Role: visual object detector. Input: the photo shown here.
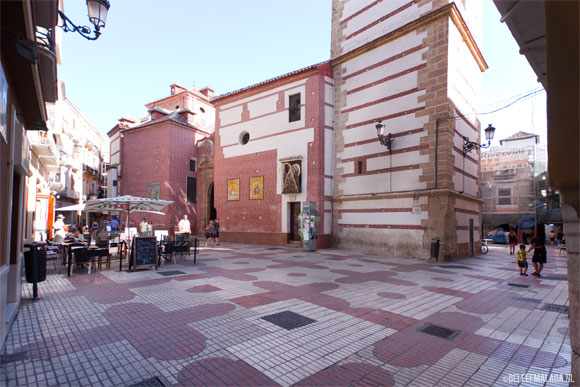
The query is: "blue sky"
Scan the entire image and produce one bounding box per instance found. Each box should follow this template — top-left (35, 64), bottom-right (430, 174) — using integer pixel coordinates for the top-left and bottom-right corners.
top-left (58, 0), bottom-right (546, 147)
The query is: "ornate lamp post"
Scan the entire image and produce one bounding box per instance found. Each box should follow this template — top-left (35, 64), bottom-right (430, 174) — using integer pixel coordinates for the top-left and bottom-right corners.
top-left (58, 0), bottom-right (111, 40)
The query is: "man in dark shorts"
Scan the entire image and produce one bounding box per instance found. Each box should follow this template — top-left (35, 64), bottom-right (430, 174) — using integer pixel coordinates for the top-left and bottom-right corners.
top-left (528, 237), bottom-right (547, 276)
top-left (214, 218), bottom-right (220, 245)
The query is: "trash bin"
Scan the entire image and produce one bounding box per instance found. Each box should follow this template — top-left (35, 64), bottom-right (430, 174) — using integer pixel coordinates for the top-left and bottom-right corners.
top-left (24, 242), bottom-right (47, 298)
top-left (431, 238), bottom-right (440, 262)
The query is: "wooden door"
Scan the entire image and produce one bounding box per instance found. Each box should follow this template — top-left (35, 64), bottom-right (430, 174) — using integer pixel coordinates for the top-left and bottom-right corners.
top-left (290, 202), bottom-right (301, 241)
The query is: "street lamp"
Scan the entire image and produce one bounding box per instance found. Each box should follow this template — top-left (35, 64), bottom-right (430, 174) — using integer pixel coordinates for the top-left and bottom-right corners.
top-left (463, 124), bottom-right (496, 156)
top-left (58, 0), bottom-right (111, 40)
top-left (375, 121), bottom-right (394, 153)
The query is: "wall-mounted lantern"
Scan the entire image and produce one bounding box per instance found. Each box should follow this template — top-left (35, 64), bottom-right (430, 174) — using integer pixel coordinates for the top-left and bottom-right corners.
top-left (375, 121), bottom-right (394, 153)
top-left (463, 124), bottom-right (496, 156)
top-left (58, 0), bottom-right (110, 40)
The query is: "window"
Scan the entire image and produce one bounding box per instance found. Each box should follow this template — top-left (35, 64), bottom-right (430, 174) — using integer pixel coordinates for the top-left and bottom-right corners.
top-left (357, 160), bottom-right (363, 175)
top-left (289, 93), bottom-right (301, 122)
top-left (189, 159), bottom-right (196, 172)
top-left (239, 131), bottom-right (250, 145)
top-left (187, 177), bottom-right (197, 203)
top-left (498, 188), bottom-right (511, 205)
top-left (112, 180), bottom-right (117, 187)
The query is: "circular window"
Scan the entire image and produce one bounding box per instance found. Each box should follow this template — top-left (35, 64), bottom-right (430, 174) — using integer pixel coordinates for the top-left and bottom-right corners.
top-left (239, 131), bottom-right (250, 145)
top-left (200, 107), bottom-right (205, 113)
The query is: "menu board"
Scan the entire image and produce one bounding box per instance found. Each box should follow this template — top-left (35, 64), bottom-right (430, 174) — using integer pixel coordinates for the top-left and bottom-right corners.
top-left (175, 232), bottom-right (188, 245)
top-left (132, 236), bottom-right (157, 270)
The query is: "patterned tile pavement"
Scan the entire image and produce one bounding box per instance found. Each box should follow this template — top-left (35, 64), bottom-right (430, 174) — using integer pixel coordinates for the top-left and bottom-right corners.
top-left (0, 243), bottom-right (572, 386)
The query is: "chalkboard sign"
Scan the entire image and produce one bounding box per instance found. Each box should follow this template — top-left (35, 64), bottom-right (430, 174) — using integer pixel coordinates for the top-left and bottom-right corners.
top-left (175, 232), bottom-right (189, 245)
top-left (132, 236), bottom-right (158, 270)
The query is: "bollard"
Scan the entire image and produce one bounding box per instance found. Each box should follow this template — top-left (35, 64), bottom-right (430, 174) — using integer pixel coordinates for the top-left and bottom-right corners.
top-left (24, 242), bottom-right (47, 299)
top-left (431, 238), bottom-right (440, 262)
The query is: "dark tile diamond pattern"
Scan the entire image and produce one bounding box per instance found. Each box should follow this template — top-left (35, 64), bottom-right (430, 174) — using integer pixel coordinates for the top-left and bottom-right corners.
top-left (542, 303), bottom-right (569, 314)
top-left (513, 296), bottom-right (542, 303)
top-left (539, 275), bottom-right (568, 281)
top-left (507, 283), bottom-right (530, 288)
top-left (417, 323), bottom-right (461, 340)
top-left (261, 311), bottom-right (316, 330)
top-left (157, 270), bottom-right (186, 277)
top-left (129, 377), bottom-right (166, 387)
top-left (439, 265), bottom-right (472, 270)
top-left (0, 351), bottom-right (27, 363)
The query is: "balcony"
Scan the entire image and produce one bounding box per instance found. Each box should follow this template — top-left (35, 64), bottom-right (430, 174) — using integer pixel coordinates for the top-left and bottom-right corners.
top-left (83, 164), bottom-right (100, 178)
top-left (36, 27), bottom-right (57, 103)
top-left (29, 131), bottom-right (58, 159)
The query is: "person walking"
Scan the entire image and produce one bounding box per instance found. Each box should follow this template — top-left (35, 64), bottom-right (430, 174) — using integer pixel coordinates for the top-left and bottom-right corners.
top-left (214, 218), bottom-right (220, 246)
top-left (508, 229), bottom-right (517, 255)
top-left (528, 237), bottom-right (547, 277)
top-left (205, 220), bottom-right (215, 247)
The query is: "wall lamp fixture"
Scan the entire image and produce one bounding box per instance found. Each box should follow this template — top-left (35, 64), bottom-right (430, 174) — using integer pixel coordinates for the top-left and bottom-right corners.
top-left (58, 0), bottom-right (110, 40)
top-left (463, 124), bottom-right (496, 156)
top-left (375, 121), bottom-right (394, 153)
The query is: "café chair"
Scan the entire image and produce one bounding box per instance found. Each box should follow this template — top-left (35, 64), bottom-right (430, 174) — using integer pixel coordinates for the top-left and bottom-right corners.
top-left (87, 248), bottom-right (111, 269)
top-left (70, 247), bottom-right (94, 275)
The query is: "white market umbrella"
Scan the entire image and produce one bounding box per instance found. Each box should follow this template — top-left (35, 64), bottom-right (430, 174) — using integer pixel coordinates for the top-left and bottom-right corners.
top-left (55, 203), bottom-right (85, 211)
top-left (84, 195), bottom-right (173, 234)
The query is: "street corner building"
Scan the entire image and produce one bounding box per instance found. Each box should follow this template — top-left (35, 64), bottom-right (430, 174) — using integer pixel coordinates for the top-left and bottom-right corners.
top-left (107, 84), bottom-right (216, 234)
top-left (330, 0), bottom-right (487, 260)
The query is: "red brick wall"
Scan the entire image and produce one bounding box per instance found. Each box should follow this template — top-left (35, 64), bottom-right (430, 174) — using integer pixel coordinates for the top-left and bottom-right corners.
top-left (120, 121), bottom-right (200, 230)
top-left (214, 150), bottom-right (281, 232)
top-left (213, 63), bottom-right (333, 245)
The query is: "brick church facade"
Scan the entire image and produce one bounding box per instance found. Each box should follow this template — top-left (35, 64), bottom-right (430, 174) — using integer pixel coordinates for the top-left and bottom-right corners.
top-left (112, 0), bottom-right (486, 259)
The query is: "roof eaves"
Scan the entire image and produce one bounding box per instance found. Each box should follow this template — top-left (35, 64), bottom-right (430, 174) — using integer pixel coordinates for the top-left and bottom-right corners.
top-left (212, 61), bottom-right (328, 102)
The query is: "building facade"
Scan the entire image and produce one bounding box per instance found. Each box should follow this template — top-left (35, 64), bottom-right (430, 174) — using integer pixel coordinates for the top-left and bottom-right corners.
top-left (48, 80), bottom-right (106, 226)
top-left (108, 84), bottom-right (215, 233)
top-left (330, 0), bottom-right (486, 259)
top-left (212, 63), bottom-right (334, 247)
top-left (0, 0), bottom-right (59, 347)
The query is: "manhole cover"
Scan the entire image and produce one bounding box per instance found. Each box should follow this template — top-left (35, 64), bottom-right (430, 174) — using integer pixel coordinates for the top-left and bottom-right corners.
top-left (129, 377), bottom-right (166, 387)
top-left (0, 351), bottom-right (27, 363)
top-left (439, 265), bottom-right (471, 270)
top-left (507, 283), bottom-right (529, 288)
top-left (266, 247), bottom-right (281, 250)
top-left (417, 323), bottom-right (461, 340)
top-left (539, 275), bottom-right (568, 281)
top-left (261, 311), bottom-right (316, 330)
top-left (542, 303), bottom-right (569, 314)
top-left (513, 296), bottom-right (542, 303)
top-left (157, 270), bottom-right (186, 277)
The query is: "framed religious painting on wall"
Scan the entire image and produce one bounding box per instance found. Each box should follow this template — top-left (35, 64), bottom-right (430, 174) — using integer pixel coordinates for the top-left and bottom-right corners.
top-left (227, 178), bottom-right (240, 201)
top-left (249, 176), bottom-right (264, 200)
top-left (146, 182), bottom-right (160, 200)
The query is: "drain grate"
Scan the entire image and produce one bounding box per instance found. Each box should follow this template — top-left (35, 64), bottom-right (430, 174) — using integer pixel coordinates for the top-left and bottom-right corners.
top-left (542, 303), bottom-right (569, 314)
top-left (513, 296), bottom-right (542, 303)
top-left (0, 351), bottom-right (27, 363)
top-left (439, 265), bottom-right (472, 270)
top-left (157, 270), bottom-right (186, 277)
top-left (417, 323), bottom-right (461, 340)
top-left (507, 283), bottom-right (530, 288)
top-left (261, 311), bottom-right (316, 330)
top-left (129, 377), bottom-right (166, 387)
top-left (265, 247), bottom-right (281, 250)
top-left (539, 275), bottom-right (568, 281)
